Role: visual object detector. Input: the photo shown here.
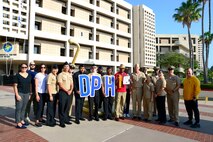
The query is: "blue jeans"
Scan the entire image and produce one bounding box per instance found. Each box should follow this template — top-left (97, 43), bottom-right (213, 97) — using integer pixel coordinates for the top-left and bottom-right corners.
top-left (15, 92), bottom-right (29, 123)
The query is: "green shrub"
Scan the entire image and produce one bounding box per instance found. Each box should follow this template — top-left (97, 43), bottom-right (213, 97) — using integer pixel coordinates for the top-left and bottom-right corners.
top-left (200, 84), bottom-right (213, 90)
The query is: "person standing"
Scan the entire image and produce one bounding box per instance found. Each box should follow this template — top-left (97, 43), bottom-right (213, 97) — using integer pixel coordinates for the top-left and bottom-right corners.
top-left (165, 66), bottom-right (181, 127)
top-left (88, 64), bottom-right (102, 121)
top-left (25, 61), bottom-right (37, 122)
top-left (151, 66), bottom-right (160, 117)
top-left (35, 64), bottom-right (48, 127)
top-left (13, 63), bottom-right (32, 129)
top-left (57, 62), bottom-right (73, 128)
top-left (155, 70), bottom-right (167, 124)
top-left (73, 64), bottom-right (87, 124)
top-left (131, 64), bottom-right (146, 120)
top-left (143, 75), bottom-right (154, 122)
top-left (102, 67), bottom-right (114, 120)
top-left (98, 66), bottom-right (105, 110)
top-left (124, 67), bottom-right (131, 118)
top-left (183, 68), bottom-right (201, 128)
top-left (46, 65), bottom-right (58, 127)
top-left (114, 64), bottom-right (127, 121)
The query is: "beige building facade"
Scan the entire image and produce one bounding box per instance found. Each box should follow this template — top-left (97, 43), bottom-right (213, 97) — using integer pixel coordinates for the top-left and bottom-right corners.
top-left (0, 0), bottom-right (133, 76)
top-left (156, 34), bottom-right (203, 71)
top-left (133, 5), bottom-right (156, 68)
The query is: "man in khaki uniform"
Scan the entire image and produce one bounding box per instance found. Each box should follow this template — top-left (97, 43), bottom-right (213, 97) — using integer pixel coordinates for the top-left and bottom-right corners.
top-left (46, 64), bottom-right (58, 127)
top-left (57, 62), bottom-right (73, 128)
top-left (68, 64), bottom-right (75, 118)
top-left (143, 76), bottom-right (155, 121)
top-left (151, 66), bottom-right (160, 116)
top-left (131, 64), bottom-right (146, 120)
top-left (165, 66), bottom-right (181, 127)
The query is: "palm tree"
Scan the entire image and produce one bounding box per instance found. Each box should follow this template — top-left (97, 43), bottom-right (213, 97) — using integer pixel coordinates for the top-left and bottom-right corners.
top-left (199, 0), bottom-right (208, 83)
top-left (173, 0), bottom-right (201, 70)
top-left (200, 32), bottom-right (213, 82)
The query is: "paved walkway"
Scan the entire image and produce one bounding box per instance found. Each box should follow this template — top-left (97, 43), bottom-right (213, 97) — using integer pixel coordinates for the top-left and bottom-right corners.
top-left (0, 85), bottom-right (213, 142)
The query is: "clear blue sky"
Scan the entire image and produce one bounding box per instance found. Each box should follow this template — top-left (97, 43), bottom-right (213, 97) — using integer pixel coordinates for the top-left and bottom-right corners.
top-left (125, 0), bottom-right (213, 68)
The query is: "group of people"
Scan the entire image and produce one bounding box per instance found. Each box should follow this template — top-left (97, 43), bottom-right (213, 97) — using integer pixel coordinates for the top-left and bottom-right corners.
top-left (13, 61), bottom-right (201, 129)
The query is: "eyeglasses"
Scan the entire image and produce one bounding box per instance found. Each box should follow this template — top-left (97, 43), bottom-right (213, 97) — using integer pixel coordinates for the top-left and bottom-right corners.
top-left (41, 66), bottom-right (46, 69)
top-left (30, 64), bottom-right (35, 66)
top-left (21, 66), bottom-right (28, 69)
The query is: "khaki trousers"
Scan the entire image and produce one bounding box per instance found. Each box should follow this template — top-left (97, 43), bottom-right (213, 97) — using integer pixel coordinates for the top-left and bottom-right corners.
top-left (132, 87), bottom-right (143, 117)
top-left (143, 97), bottom-right (153, 120)
top-left (115, 92), bottom-right (126, 118)
top-left (167, 91), bottom-right (179, 122)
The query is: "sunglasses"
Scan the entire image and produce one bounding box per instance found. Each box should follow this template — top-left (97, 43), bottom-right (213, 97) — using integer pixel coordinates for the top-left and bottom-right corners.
top-left (30, 64), bottom-right (35, 66)
top-left (21, 66), bottom-right (28, 69)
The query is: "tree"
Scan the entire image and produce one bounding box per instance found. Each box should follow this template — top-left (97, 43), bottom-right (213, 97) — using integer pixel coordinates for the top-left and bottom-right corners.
top-left (200, 0), bottom-right (208, 83)
top-left (173, 0), bottom-right (201, 70)
top-left (199, 32), bottom-right (213, 82)
top-left (157, 52), bottom-right (199, 70)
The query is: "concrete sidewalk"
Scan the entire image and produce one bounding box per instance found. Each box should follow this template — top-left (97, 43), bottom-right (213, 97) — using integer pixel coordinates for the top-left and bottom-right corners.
top-left (0, 86), bottom-right (213, 142)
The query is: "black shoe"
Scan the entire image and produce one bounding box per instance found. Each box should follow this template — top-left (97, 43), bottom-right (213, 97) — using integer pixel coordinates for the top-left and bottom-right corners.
top-left (39, 119), bottom-right (46, 124)
top-left (183, 120), bottom-right (193, 125)
top-left (35, 122), bottom-right (42, 127)
top-left (59, 123), bottom-right (66, 128)
top-left (108, 116), bottom-right (113, 120)
top-left (119, 117), bottom-right (124, 120)
top-left (175, 122), bottom-right (179, 127)
top-left (95, 117), bottom-right (99, 121)
top-left (155, 118), bottom-right (160, 122)
top-left (48, 123), bottom-right (55, 127)
top-left (115, 117), bottom-right (119, 121)
top-left (80, 118), bottom-right (85, 121)
top-left (88, 117), bottom-right (93, 121)
top-left (132, 116), bottom-right (137, 120)
top-left (138, 117), bottom-right (142, 120)
top-left (159, 121), bottom-right (166, 125)
top-left (190, 123), bottom-right (200, 128)
top-left (143, 119), bottom-right (148, 122)
top-left (75, 120), bottom-right (80, 124)
top-left (168, 119), bottom-right (173, 122)
top-left (65, 121), bottom-right (72, 125)
top-left (103, 118), bottom-right (107, 121)
top-left (16, 125), bottom-right (27, 129)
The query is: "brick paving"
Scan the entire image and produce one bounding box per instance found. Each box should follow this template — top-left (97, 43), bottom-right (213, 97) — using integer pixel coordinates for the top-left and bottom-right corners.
top-left (0, 116), bottom-right (47, 142)
top-left (120, 119), bottom-right (213, 142)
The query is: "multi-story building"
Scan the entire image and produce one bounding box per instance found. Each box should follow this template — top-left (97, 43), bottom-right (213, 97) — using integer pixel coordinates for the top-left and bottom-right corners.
top-left (0, 0), bottom-right (29, 75)
top-left (156, 34), bottom-right (203, 71)
top-left (133, 5), bottom-right (156, 68)
top-left (0, 0), bottom-right (133, 75)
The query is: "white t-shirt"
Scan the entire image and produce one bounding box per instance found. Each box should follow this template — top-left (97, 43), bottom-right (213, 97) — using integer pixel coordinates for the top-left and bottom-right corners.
top-left (35, 73), bottom-right (47, 93)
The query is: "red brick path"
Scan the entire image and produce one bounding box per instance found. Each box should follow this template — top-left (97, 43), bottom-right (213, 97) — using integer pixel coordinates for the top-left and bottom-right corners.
top-left (120, 119), bottom-right (213, 142)
top-left (0, 116), bottom-right (47, 142)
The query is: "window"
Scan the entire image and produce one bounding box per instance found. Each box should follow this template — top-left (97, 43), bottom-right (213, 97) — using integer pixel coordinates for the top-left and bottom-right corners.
top-left (97, 0), bottom-right (100, 6)
top-left (116, 55), bottom-right (119, 61)
top-left (96, 17), bottom-right (99, 24)
top-left (89, 15), bottom-right (93, 22)
top-left (89, 33), bottom-right (93, 40)
top-left (61, 27), bottom-right (66, 35)
top-left (96, 34), bottom-right (99, 41)
top-left (36, 0), bottom-right (42, 7)
top-left (60, 48), bottom-right (65, 56)
top-left (96, 52), bottom-right (99, 60)
top-left (89, 51), bottom-right (93, 59)
top-left (81, 32), bottom-right (83, 36)
top-left (62, 6), bottom-right (67, 14)
top-left (35, 21), bottom-right (41, 30)
top-left (69, 49), bottom-right (74, 57)
top-left (90, 0), bottom-right (93, 4)
top-left (34, 44), bottom-right (41, 54)
top-left (111, 22), bottom-right (114, 28)
top-left (71, 8), bottom-right (75, 16)
top-left (70, 28), bottom-right (74, 36)
top-left (111, 37), bottom-right (114, 44)
top-left (111, 54), bottom-right (114, 61)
